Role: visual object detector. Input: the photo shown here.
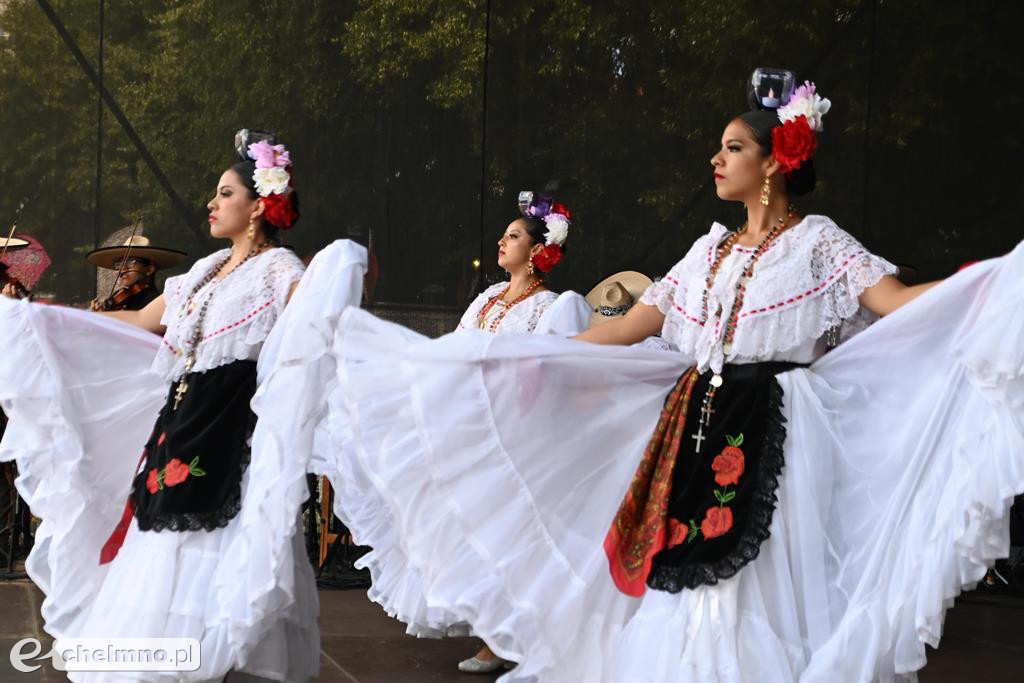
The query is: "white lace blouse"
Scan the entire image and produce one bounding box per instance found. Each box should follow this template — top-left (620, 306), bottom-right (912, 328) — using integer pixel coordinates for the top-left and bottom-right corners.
top-left (640, 215), bottom-right (897, 373)
top-left (457, 281), bottom-right (590, 336)
top-left (153, 247), bottom-right (306, 382)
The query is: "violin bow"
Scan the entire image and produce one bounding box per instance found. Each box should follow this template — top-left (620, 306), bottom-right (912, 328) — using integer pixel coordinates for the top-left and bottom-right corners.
top-left (104, 215), bottom-right (143, 303)
top-left (0, 198), bottom-right (28, 264)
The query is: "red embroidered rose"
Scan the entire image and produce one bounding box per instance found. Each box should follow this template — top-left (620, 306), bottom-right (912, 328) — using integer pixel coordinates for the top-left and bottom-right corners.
top-left (157, 431), bottom-right (167, 447)
top-left (532, 244), bottom-right (564, 273)
top-left (550, 202), bottom-right (573, 221)
top-left (712, 446), bottom-right (745, 487)
top-left (261, 192), bottom-right (299, 230)
top-left (163, 458), bottom-right (191, 487)
top-left (771, 116), bottom-right (817, 174)
top-left (146, 468), bottom-right (160, 494)
top-left (667, 518), bottom-right (688, 548)
top-left (701, 506), bottom-right (733, 539)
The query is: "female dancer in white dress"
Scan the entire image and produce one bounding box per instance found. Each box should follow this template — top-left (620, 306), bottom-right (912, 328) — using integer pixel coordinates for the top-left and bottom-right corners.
top-left (455, 194), bottom-right (589, 672)
top-left (328, 73), bottom-right (1024, 682)
top-left (0, 132), bottom-right (364, 681)
top-left (324, 193), bottom-right (589, 673)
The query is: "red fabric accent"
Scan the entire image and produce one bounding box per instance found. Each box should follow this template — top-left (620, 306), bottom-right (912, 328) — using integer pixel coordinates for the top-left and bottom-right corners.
top-left (99, 449), bottom-right (148, 565)
top-left (605, 369), bottom-right (700, 596)
top-left (99, 497), bottom-right (136, 565)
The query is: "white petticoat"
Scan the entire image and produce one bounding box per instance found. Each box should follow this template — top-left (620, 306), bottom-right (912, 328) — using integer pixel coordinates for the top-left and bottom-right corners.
top-left (327, 241), bottom-right (1024, 682)
top-left (0, 240), bottom-right (369, 682)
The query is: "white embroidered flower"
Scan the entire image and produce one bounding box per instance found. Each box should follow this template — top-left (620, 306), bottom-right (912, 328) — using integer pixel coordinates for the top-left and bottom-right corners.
top-left (253, 166), bottom-right (291, 196)
top-left (777, 82), bottom-right (831, 132)
top-left (543, 213), bottom-right (570, 246)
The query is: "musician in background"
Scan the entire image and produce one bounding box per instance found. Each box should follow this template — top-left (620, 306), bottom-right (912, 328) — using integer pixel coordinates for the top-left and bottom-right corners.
top-left (0, 235), bottom-right (31, 299)
top-left (86, 236), bottom-right (185, 312)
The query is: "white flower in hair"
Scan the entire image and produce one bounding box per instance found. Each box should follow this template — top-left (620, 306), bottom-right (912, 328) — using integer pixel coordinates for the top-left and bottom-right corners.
top-left (543, 213), bottom-right (570, 246)
top-left (777, 81), bottom-right (831, 132)
top-left (253, 166), bottom-right (291, 196)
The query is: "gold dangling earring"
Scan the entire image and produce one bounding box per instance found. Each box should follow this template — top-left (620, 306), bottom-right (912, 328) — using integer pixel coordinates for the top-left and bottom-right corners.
top-left (527, 259), bottom-right (535, 276)
top-left (760, 176), bottom-right (771, 206)
top-left (247, 220), bottom-right (255, 240)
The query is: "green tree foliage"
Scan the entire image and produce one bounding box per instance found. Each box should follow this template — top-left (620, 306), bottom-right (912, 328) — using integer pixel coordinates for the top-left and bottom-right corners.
top-left (0, 0), bottom-right (1021, 303)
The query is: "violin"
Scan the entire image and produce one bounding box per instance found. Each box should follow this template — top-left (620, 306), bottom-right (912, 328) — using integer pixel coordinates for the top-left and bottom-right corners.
top-left (99, 281), bottom-right (147, 311)
top-left (1, 199), bottom-right (30, 299)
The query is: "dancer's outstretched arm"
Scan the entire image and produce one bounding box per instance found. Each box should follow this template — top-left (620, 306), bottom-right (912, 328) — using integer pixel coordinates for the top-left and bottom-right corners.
top-left (575, 302), bottom-right (665, 346)
top-left (859, 275), bottom-right (941, 317)
top-left (100, 294), bottom-right (167, 335)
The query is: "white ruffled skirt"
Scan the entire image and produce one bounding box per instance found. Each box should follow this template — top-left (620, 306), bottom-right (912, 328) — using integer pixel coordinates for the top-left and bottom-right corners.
top-left (0, 240), bottom-right (369, 682)
top-left (324, 241), bottom-right (1024, 682)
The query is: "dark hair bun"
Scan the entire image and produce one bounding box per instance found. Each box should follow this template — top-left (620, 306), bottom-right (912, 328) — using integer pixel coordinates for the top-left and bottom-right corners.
top-left (785, 158), bottom-right (816, 195)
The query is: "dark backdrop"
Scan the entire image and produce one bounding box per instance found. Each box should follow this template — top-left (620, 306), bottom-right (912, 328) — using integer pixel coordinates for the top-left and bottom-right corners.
top-left (0, 0), bottom-right (1019, 309)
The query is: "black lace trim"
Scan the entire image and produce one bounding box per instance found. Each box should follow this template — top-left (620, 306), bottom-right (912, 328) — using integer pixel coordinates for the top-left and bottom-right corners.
top-left (646, 377), bottom-right (787, 592)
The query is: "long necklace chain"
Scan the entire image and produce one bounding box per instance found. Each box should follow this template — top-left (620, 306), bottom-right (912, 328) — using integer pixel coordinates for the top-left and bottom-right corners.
top-left (477, 278), bottom-right (544, 332)
top-left (171, 242), bottom-right (272, 410)
top-left (701, 205), bottom-right (796, 354)
top-left (690, 205), bottom-right (796, 455)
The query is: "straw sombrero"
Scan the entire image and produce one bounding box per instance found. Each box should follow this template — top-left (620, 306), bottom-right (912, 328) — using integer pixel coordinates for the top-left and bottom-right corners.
top-left (584, 270), bottom-right (653, 326)
top-left (0, 236), bottom-right (30, 252)
top-left (86, 235), bottom-right (186, 270)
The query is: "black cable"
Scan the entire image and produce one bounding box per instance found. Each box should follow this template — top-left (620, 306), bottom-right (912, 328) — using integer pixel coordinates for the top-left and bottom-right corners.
top-left (93, 0), bottom-right (104, 298)
top-left (861, 0), bottom-right (878, 242)
top-left (476, 0), bottom-right (492, 294)
top-left (35, 0), bottom-right (204, 245)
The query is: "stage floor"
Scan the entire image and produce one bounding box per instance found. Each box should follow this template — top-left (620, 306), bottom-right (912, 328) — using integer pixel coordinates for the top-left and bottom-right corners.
top-left (1, 581), bottom-right (1021, 682)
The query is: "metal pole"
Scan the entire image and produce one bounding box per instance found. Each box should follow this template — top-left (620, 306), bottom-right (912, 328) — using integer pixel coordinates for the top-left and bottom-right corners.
top-left (476, 0), bottom-right (492, 294)
top-left (93, 0), bottom-right (105, 297)
top-left (35, 0), bottom-right (203, 244)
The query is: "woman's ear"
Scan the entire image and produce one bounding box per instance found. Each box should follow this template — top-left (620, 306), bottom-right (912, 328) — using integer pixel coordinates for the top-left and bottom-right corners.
top-left (252, 198), bottom-right (267, 220)
top-left (764, 155), bottom-right (782, 179)
top-left (530, 242), bottom-right (546, 258)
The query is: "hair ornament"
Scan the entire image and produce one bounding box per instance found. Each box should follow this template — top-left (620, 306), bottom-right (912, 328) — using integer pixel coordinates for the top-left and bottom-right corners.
top-left (234, 129), bottom-right (298, 230)
top-left (517, 190), bottom-right (572, 273)
top-left (748, 69), bottom-right (830, 175)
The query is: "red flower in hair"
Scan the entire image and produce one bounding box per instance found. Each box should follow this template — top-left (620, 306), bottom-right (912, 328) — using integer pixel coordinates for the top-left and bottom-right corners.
top-left (550, 202), bottom-right (573, 221)
top-left (532, 244), bottom-right (564, 273)
top-left (771, 115), bottom-right (817, 174)
top-left (261, 193), bottom-right (299, 230)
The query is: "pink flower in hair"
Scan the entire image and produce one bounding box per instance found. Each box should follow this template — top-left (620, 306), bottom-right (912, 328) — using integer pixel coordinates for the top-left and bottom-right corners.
top-left (248, 140), bottom-right (291, 169)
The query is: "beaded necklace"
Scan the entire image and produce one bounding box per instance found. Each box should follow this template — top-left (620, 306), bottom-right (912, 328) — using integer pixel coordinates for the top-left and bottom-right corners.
top-left (171, 241), bottom-right (272, 410)
top-left (476, 278), bottom-right (544, 332)
top-left (690, 206), bottom-right (796, 454)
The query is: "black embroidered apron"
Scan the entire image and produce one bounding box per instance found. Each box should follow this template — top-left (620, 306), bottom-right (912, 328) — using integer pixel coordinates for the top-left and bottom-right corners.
top-left (131, 360), bottom-right (257, 532)
top-left (606, 361), bottom-right (800, 595)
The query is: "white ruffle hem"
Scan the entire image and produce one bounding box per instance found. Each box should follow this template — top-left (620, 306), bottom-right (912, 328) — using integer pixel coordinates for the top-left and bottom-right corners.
top-left (327, 241), bottom-right (1024, 682)
top-left (0, 239), bottom-right (368, 682)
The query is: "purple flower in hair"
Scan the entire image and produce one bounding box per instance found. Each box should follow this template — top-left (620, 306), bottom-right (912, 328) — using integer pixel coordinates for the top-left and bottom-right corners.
top-left (248, 140), bottom-right (291, 169)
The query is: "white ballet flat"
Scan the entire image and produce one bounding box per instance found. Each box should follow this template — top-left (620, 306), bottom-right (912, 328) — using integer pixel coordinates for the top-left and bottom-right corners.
top-left (457, 655), bottom-right (515, 673)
